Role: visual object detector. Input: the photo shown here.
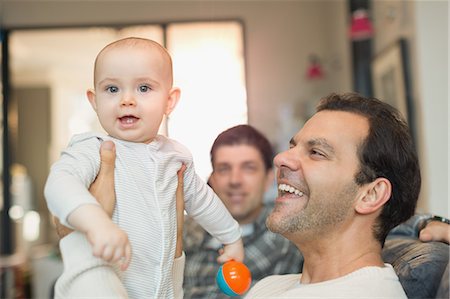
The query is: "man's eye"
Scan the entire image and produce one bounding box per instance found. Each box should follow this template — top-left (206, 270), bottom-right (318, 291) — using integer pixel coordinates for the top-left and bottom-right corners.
top-left (106, 86), bottom-right (119, 93)
top-left (311, 150), bottom-right (325, 158)
top-left (139, 85), bottom-right (151, 92)
top-left (243, 164), bottom-right (258, 172)
top-left (215, 168), bottom-right (229, 175)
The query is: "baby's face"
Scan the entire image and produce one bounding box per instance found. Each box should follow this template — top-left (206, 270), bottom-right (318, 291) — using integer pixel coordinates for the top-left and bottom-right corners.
top-left (89, 45), bottom-right (173, 143)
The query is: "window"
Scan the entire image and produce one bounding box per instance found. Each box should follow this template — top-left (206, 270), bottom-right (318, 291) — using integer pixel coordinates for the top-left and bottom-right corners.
top-left (167, 21), bottom-right (247, 178)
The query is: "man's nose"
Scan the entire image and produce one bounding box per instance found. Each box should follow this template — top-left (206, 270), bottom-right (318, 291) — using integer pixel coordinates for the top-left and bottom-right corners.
top-left (274, 147), bottom-right (300, 171)
top-left (229, 168), bottom-right (243, 186)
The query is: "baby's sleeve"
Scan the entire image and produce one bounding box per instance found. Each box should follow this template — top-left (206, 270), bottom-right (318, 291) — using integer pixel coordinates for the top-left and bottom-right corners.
top-left (183, 164), bottom-right (241, 245)
top-left (44, 133), bottom-right (102, 228)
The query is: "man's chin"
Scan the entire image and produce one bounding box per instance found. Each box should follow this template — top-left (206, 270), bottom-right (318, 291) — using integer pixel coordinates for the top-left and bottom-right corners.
top-left (232, 214), bottom-right (247, 222)
top-left (230, 210), bottom-right (251, 223)
top-left (266, 212), bottom-right (285, 234)
top-left (266, 208), bottom-right (305, 235)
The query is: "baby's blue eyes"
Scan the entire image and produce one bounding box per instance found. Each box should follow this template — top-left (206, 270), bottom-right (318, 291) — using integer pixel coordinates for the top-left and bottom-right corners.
top-left (105, 85), bottom-right (151, 93)
top-left (106, 86), bottom-right (119, 93)
top-left (139, 85), bottom-right (150, 92)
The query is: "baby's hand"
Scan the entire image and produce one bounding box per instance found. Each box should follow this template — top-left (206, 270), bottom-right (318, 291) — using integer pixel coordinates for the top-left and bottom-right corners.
top-left (86, 220), bottom-right (132, 271)
top-left (217, 238), bottom-right (244, 264)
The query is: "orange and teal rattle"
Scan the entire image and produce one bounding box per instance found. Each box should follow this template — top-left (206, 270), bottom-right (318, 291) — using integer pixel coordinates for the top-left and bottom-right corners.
top-left (216, 260), bottom-right (252, 296)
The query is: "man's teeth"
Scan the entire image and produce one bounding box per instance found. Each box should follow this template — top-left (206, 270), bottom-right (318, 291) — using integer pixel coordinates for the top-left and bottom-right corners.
top-left (278, 183), bottom-right (304, 196)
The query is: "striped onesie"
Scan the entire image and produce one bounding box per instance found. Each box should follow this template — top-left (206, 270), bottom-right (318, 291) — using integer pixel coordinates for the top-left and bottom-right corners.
top-left (45, 132), bottom-right (241, 298)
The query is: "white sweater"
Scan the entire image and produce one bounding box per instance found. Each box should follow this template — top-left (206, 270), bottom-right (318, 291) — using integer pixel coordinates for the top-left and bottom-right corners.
top-left (45, 133), bottom-right (240, 299)
top-left (245, 264), bottom-right (407, 298)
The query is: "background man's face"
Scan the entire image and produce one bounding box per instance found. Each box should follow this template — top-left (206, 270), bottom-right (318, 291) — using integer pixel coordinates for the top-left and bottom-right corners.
top-left (210, 144), bottom-right (272, 224)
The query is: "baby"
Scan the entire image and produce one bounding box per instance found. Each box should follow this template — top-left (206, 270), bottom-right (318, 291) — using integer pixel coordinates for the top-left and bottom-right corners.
top-left (45, 37), bottom-right (243, 298)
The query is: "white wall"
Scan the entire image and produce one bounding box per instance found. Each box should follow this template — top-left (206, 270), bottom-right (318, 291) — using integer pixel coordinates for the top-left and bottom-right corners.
top-left (414, 1), bottom-right (448, 217)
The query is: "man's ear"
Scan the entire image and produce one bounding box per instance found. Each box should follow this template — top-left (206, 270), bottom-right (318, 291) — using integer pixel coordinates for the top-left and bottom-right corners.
top-left (87, 89), bottom-right (97, 111)
top-left (165, 87), bottom-right (181, 116)
top-left (355, 178), bottom-right (392, 215)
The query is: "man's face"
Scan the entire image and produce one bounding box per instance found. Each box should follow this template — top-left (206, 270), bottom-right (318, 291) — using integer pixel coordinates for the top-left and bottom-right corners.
top-left (266, 110), bottom-right (369, 238)
top-left (210, 144), bottom-right (273, 224)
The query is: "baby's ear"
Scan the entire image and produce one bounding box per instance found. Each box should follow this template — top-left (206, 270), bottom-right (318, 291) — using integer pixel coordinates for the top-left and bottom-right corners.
top-left (165, 87), bottom-right (180, 116)
top-left (87, 89), bottom-right (97, 111)
top-left (355, 178), bottom-right (392, 215)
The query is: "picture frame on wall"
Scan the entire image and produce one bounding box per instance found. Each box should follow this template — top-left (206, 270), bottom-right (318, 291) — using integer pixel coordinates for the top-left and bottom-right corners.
top-left (371, 39), bottom-right (412, 123)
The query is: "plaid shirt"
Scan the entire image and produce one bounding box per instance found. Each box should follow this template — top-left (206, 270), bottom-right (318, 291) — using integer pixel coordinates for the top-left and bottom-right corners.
top-left (183, 204), bottom-right (304, 299)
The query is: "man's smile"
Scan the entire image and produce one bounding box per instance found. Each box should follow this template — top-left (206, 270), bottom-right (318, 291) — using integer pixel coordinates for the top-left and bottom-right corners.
top-left (278, 183), bottom-right (304, 197)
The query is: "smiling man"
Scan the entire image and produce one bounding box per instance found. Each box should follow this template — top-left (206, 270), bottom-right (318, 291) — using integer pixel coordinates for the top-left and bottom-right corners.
top-left (245, 92), bottom-right (420, 298)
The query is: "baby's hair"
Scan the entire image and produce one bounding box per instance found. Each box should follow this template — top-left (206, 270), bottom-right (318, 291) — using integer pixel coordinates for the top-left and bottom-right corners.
top-left (93, 37), bottom-right (174, 86)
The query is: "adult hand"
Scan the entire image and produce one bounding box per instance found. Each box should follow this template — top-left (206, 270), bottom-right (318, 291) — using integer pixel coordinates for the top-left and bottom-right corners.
top-left (419, 221), bottom-right (450, 244)
top-left (175, 164), bottom-right (186, 258)
top-left (54, 140), bottom-right (117, 239)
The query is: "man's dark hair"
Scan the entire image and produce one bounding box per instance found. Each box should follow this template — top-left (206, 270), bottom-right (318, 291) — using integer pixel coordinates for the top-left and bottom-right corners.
top-left (316, 92), bottom-right (421, 245)
top-left (210, 125), bottom-right (274, 172)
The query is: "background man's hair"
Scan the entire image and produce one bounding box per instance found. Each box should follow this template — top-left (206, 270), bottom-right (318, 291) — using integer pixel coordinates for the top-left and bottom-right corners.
top-left (210, 124), bottom-right (274, 172)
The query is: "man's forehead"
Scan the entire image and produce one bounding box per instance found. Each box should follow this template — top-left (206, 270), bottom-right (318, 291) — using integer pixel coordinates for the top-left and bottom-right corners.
top-left (214, 144), bottom-right (264, 163)
top-left (292, 110), bottom-right (369, 146)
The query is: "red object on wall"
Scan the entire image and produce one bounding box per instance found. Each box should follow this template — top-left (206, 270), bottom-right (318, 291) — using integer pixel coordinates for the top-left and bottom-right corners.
top-left (306, 55), bottom-right (324, 80)
top-left (349, 9), bottom-right (373, 41)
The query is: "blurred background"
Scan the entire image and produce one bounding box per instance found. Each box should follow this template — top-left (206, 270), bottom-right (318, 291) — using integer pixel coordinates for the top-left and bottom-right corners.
top-left (0, 0), bottom-right (447, 298)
